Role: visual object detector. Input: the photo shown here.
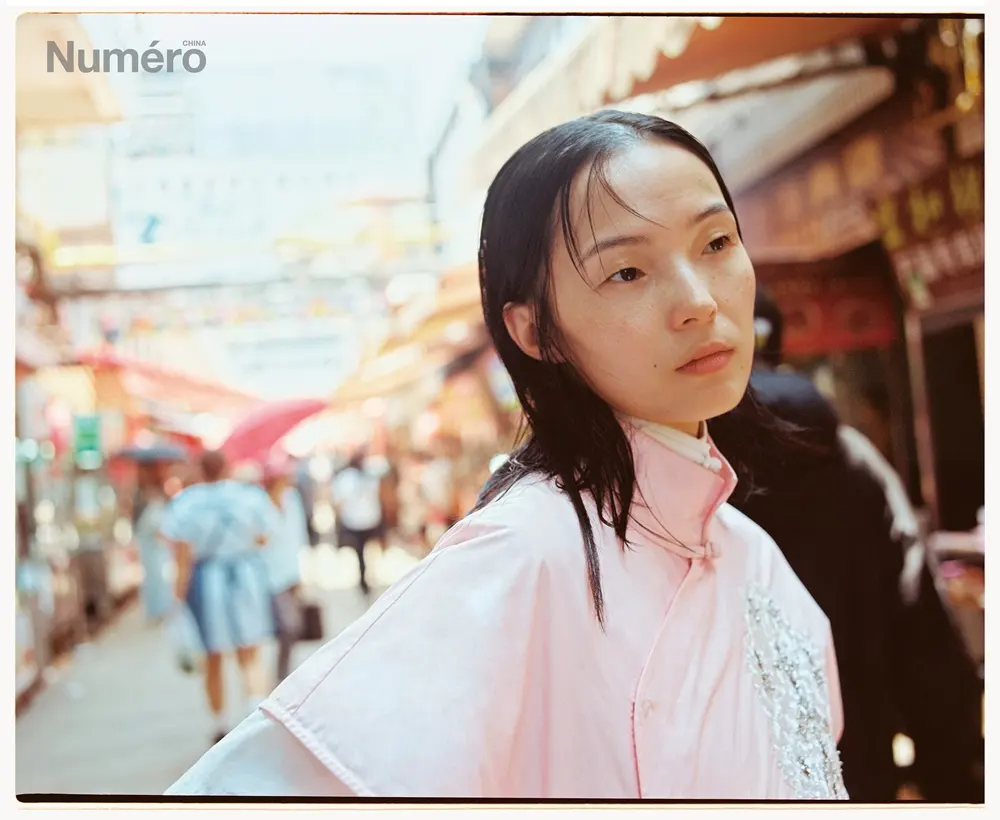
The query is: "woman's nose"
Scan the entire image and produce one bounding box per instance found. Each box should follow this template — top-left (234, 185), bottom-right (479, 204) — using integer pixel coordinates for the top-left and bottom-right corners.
top-left (668, 269), bottom-right (719, 329)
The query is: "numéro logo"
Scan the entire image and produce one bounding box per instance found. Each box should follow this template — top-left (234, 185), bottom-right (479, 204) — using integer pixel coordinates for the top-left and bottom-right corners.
top-left (47, 40), bottom-right (207, 74)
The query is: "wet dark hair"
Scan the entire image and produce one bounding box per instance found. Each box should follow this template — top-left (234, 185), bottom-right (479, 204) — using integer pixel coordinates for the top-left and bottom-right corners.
top-left (474, 110), bottom-right (805, 628)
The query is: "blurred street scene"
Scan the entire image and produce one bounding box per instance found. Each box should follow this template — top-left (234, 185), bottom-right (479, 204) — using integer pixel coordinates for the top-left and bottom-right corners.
top-left (15, 13), bottom-right (983, 799)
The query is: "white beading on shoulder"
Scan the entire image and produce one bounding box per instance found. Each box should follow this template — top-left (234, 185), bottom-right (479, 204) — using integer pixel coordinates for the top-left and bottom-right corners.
top-left (744, 582), bottom-right (847, 800)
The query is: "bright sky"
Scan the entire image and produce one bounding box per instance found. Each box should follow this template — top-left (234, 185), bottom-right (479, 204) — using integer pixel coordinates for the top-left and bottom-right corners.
top-left (80, 13), bottom-right (488, 157)
top-left (131, 13), bottom-right (489, 64)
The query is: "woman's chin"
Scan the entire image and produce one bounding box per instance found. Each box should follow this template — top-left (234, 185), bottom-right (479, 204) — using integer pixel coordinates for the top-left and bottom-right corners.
top-left (700, 383), bottom-right (749, 421)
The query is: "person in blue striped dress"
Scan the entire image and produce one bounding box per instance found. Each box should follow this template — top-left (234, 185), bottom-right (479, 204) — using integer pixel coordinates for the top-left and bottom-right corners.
top-left (161, 450), bottom-right (279, 746)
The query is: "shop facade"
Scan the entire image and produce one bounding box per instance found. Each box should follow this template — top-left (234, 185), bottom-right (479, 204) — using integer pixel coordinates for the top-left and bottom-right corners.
top-left (15, 238), bottom-right (83, 707)
top-left (730, 16), bottom-right (984, 534)
top-left (731, 86), bottom-right (950, 501)
top-left (876, 151), bottom-right (984, 533)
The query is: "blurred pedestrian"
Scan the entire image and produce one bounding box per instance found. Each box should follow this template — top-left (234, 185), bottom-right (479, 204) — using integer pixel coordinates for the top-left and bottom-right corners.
top-left (331, 448), bottom-right (384, 596)
top-left (160, 450), bottom-right (278, 746)
top-left (377, 450), bottom-right (401, 549)
top-left (168, 112), bottom-right (845, 799)
top-left (260, 452), bottom-right (307, 684)
top-left (134, 462), bottom-right (173, 625)
top-left (710, 289), bottom-right (984, 802)
top-left (294, 456), bottom-right (320, 549)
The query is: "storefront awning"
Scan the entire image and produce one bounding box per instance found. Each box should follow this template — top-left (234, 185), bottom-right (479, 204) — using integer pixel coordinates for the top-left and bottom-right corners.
top-left (332, 344), bottom-right (454, 408)
top-left (75, 349), bottom-right (263, 421)
top-left (655, 65), bottom-right (895, 195)
top-left (618, 15), bottom-right (911, 101)
top-left (16, 13), bottom-right (121, 131)
top-left (377, 264), bottom-right (483, 357)
top-left (468, 15), bottom-right (913, 191)
top-left (336, 263), bottom-right (486, 408)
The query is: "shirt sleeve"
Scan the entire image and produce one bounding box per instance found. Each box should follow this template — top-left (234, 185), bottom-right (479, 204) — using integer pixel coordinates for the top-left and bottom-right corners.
top-left (257, 502), bottom-right (564, 798)
top-left (165, 710), bottom-right (355, 797)
top-left (160, 494), bottom-right (196, 543)
top-left (241, 487), bottom-right (277, 539)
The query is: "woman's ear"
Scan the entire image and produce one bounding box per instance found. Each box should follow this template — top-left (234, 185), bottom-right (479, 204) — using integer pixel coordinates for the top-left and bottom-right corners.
top-left (503, 302), bottom-right (543, 361)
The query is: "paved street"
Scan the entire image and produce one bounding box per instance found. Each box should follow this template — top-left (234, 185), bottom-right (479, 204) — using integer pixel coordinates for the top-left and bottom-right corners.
top-left (15, 543), bottom-right (418, 797)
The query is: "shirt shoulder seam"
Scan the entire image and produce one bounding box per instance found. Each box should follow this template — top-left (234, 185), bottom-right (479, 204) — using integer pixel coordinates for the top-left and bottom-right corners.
top-left (260, 701), bottom-right (375, 797)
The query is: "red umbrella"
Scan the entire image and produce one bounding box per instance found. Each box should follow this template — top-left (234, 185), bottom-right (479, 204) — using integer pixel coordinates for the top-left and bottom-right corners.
top-left (220, 398), bottom-right (327, 463)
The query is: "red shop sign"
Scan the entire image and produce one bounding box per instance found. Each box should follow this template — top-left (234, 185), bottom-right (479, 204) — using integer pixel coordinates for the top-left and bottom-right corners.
top-left (757, 248), bottom-right (899, 358)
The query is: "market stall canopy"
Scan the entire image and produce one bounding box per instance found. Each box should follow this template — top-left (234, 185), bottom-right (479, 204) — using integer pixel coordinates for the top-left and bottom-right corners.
top-left (377, 264), bottom-right (483, 357)
top-left (332, 343), bottom-right (455, 409)
top-left (656, 64), bottom-right (895, 195)
top-left (16, 13), bottom-right (121, 131)
top-left (220, 398), bottom-right (329, 463)
top-left (618, 15), bottom-right (910, 101)
top-left (468, 15), bottom-right (913, 191)
top-left (75, 349), bottom-right (263, 421)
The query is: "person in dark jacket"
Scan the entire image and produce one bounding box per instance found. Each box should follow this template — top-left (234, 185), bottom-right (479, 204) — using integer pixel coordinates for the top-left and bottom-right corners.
top-left (711, 289), bottom-right (983, 803)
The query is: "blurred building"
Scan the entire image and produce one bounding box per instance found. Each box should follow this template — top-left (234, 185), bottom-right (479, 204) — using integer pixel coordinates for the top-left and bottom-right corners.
top-left (15, 13), bottom-right (124, 709)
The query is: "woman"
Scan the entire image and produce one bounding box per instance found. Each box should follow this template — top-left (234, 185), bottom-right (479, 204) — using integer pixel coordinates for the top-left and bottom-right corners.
top-left (161, 450), bottom-right (277, 746)
top-left (166, 111), bottom-right (846, 799)
top-left (260, 454), bottom-right (307, 684)
top-left (134, 462), bottom-right (173, 625)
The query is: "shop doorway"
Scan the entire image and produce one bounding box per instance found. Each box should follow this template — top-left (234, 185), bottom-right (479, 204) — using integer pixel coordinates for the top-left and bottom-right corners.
top-left (922, 320), bottom-right (984, 531)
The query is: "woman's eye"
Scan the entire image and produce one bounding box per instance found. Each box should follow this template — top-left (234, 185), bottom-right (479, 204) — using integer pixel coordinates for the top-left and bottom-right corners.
top-left (608, 267), bottom-right (642, 283)
top-left (706, 234), bottom-right (734, 254)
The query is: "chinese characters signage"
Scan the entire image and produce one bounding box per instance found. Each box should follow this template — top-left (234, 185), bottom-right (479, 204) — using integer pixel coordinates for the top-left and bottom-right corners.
top-left (735, 93), bottom-right (947, 262)
top-left (873, 154), bottom-right (984, 311)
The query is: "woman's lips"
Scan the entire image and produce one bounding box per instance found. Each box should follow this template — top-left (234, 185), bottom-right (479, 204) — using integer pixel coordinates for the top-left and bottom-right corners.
top-left (676, 347), bottom-right (735, 375)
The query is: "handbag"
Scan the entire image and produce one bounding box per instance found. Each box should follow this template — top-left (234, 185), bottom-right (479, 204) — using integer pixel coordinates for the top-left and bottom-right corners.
top-left (165, 604), bottom-right (205, 675)
top-left (299, 600), bottom-right (324, 642)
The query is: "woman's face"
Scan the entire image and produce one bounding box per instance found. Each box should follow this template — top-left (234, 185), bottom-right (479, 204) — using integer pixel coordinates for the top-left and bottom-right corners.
top-left (540, 140), bottom-right (755, 433)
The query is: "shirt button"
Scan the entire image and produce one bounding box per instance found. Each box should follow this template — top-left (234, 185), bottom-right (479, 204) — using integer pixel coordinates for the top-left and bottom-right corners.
top-left (640, 699), bottom-right (656, 719)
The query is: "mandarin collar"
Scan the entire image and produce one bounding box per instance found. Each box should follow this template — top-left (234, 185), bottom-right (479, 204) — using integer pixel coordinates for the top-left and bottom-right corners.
top-left (625, 423), bottom-right (738, 560)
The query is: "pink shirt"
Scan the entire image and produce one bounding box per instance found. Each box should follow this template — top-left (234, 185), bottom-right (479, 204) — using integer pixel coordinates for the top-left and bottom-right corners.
top-left (167, 425), bottom-right (846, 799)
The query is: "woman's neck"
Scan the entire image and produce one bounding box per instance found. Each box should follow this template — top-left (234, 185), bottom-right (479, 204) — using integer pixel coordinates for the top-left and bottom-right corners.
top-left (636, 419), bottom-right (705, 439)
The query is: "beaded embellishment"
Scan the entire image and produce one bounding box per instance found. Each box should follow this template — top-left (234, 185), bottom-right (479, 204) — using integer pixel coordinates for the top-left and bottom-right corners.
top-left (744, 583), bottom-right (847, 800)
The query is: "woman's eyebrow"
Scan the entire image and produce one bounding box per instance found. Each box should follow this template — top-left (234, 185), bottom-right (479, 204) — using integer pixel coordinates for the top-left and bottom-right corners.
top-left (688, 201), bottom-right (732, 227)
top-left (581, 234), bottom-right (648, 264)
top-left (580, 201), bottom-right (732, 263)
